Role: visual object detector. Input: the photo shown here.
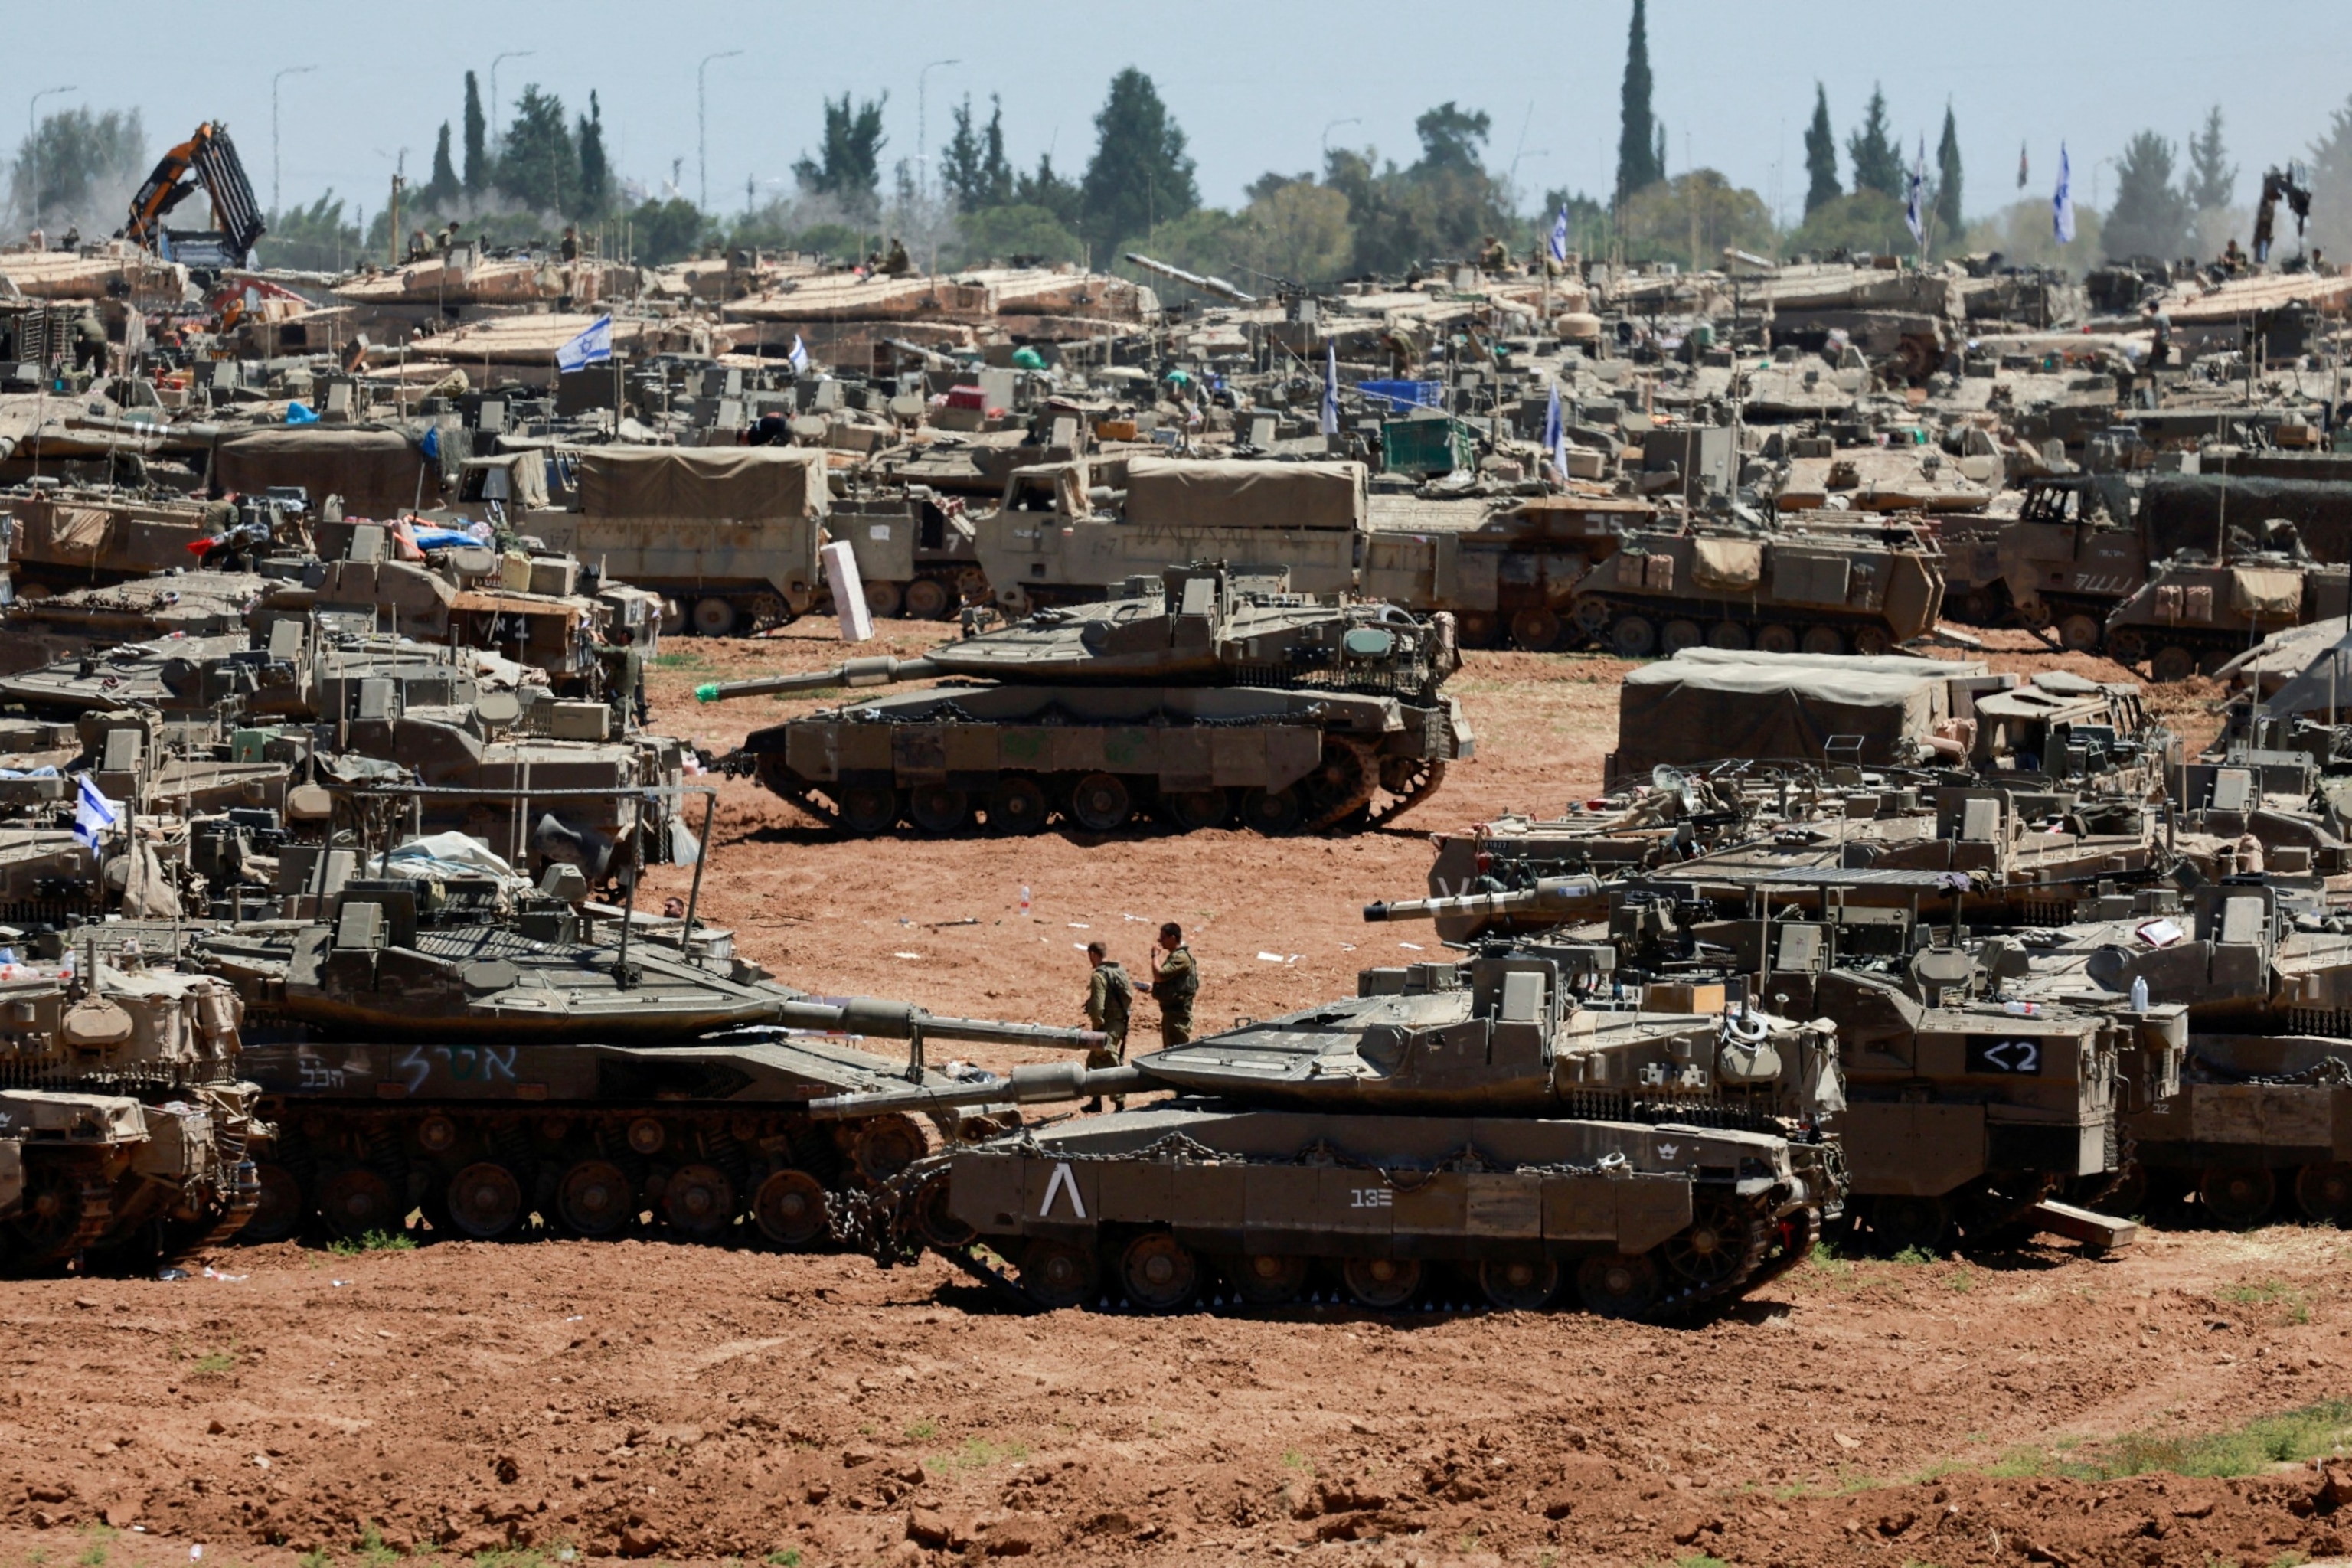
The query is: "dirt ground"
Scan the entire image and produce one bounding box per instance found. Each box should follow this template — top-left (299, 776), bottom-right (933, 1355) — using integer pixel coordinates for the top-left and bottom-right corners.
top-left (6, 623), bottom-right (2319, 1568)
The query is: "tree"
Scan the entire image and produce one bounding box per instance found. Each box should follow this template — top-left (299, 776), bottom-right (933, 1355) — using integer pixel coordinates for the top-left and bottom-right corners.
top-left (1015, 152), bottom-right (1083, 229)
top-left (629, 197), bottom-right (706, 266)
top-left (462, 71), bottom-right (488, 196)
top-left (1617, 169), bottom-right (1774, 270)
top-left (956, 204), bottom-right (1083, 266)
top-left (1788, 189), bottom-right (1913, 260)
top-left (1413, 102), bottom-right (1491, 175)
top-left (421, 122), bottom-right (459, 211)
top-left (256, 191), bottom-right (361, 271)
top-left (793, 93), bottom-right (887, 217)
top-left (940, 94), bottom-right (1013, 213)
top-left (5, 106), bottom-right (146, 232)
top-left (1079, 67), bottom-right (1197, 253)
top-left (2309, 95), bottom-right (2352, 259)
top-left (1615, 0), bottom-right (1662, 198)
top-left (1847, 86), bottom-right (1901, 198)
top-left (495, 85), bottom-right (577, 215)
top-left (2184, 105), bottom-right (2236, 213)
top-left (575, 92), bottom-right (609, 220)
top-left (1934, 104), bottom-right (1963, 242)
top-left (2104, 129), bottom-right (2191, 260)
top-left (1802, 84), bottom-right (1840, 214)
top-left (1235, 181), bottom-right (1353, 284)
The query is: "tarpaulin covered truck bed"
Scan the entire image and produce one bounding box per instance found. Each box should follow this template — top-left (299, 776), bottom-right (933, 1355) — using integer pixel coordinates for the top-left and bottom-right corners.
top-left (1613, 649), bottom-right (1956, 775)
top-left (573, 446), bottom-right (828, 520)
top-left (1121, 457), bottom-right (1365, 531)
top-left (212, 426), bottom-right (435, 517)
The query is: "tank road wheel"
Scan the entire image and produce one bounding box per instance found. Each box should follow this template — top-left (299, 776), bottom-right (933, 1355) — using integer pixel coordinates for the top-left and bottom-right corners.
top-left (1755, 623), bottom-right (1798, 655)
top-left (1509, 607), bottom-right (1563, 651)
top-left (903, 577), bottom-right (953, 620)
top-left (2105, 629), bottom-right (2147, 668)
top-left (1162, 788), bottom-right (1230, 832)
top-left (985, 776), bottom-right (1051, 835)
top-left (1223, 1253), bottom-right (1309, 1306)
top-left (1662, 1197), bottom-right (1752, 1290)
top-left (690, 596), bottom-right (740, 638)
top-left (1705, 621), bottom-right (1749, 652)
top-left (8, 1163), bottom-right (109, 1263)
top-left (444, 1162), bottom-right (526, 1240)
top-left (1576, 1251), bottom-right (1661, 1318)
top-left (1570, 597), bottom-right (1613, 643)
top-left (1341, 1256), bottom-right (1423, 1310)
top-left (752, 1168), bottom-right (829, 1248)
top-left (1068, 773), bottom-right (1133, 833)
top-left (1868, 1193), bottom-right (1949, 1253)
top-left (1851, 627), bottom-right (1891, 657)
top-left (241, 1161), bottom-right (307, 1243)
top-left (2200, 1166), bottom-right (2277, 1230)
top-left (836, 785), bottom-right (901, 836)
top-left (664, 1163), bottom-right (737, 1241)
top-left (1800, 626), bottom-right (1845, 656)
top-left (1478, 1256), bottom-right (1562, 1312)
top-left (863, 580), bottom-right (905, 619)
top-left (2151, 645), bottom-right (2198, 684)
top-left (1240, 786), bottom-right (1303, 836)
top-left (556, 1160), bottom-right (636, 1239)
top-left (1119, 1231), bottom-right (1201, 1313)
top-left (320, 1168), bottom-right (401, 1240)
top-left (2058, 613), bottom-right (2103, 652)
top-left (910, 1170), bottom-right (976, 1250)
top-left (849, 1114), bottom-right (929, 1185)
top-left (1609, 614), bottom-right (1658, 658)
top-left (2295, 1162), bottom-right (2352, 1227)
top-left (907, 785), bottom-right (970, 835)
top-left (1018, 1239), bottom-right (1099, 1309)
top-left (1455, 612), bottom-right (1498, 648)
top-left (1302, 739), bottom-right (1380, 830)
top-left (1661, 619), bottom-right (1704, 653)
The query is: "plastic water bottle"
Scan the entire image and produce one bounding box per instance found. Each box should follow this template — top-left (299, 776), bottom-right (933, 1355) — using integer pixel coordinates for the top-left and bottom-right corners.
top-left (2002, 1000), bottom-right (2040, 1018)
top-left (1019, 884), bottom-right (1031, 917)
top-left (2129, 975), bottom-right (2151, 1011)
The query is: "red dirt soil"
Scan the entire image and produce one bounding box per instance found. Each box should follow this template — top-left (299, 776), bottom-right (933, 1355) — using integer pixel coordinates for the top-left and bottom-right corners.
top-left (4, 627), bottom-right (2311, 1568)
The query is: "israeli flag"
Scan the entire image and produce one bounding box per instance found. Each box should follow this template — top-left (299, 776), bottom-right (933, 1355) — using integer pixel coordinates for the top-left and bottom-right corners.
top-left (788, 334), bottom-right (811, 374)
top-left (1318, 341), bottom-right (1339, 438)
top-left (72, 775), bottom-right (119, 849)
top-left (1548, 204), bottom-right (1570, 265)
top-left (1544, 380), bottom-right (1567, 485)
top-left (556, 315), bottom-right (613, 374)
top-left (2053, 143), bottom-right (2076, 245)
top-left (1905, 138), bottom-right (1926, 245)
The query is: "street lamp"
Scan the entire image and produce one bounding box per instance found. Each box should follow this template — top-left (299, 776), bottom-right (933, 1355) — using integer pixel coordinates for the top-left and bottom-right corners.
top-left (26, 85), bottom-right (77, 238)
top-left (1321, 117), bottom-right (1361, 165)
top-left (916, 59), bottom-right (960, 202)
top-left (272, 65), bottom-right (318, 218)
top-left (489, 50), bottom-right (534, 145)
top-left (698, 49), bottom-right (742, 213)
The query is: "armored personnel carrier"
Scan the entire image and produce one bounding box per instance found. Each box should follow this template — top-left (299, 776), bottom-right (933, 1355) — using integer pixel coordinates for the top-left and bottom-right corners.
top-left (0, 942), bottom-right (265, 1270)
top-left (814, 942), bottom-right (1842, 1316)
top-left (1563, 517), bottom-right (1945, 658)
top-left (161, 848), bottom-right (1099, 1247)
top-left (1932, 476), bottom-right (2147, 648)
top-left (2105, 554), bottom-right (2352, 681)
top-left (700, 565), bottom-right (1470, 835)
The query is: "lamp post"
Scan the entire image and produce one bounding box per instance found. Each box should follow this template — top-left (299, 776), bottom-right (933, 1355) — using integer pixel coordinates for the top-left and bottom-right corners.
top-left (271, 65), bottom-right (318, 218)
top-left (26, 85), bottom-right (77, 237)
top-left (489, 50), bottom-right (534, 146)
top-left (698, 49), bottom-right (742, 212)
top-left (916, 58), bottom-right (960, 201)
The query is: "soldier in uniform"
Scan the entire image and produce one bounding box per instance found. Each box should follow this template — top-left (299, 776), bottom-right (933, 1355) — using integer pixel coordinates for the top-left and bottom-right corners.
top-left (592, 625), bottom-right (645, 733)
top-left (1147, 922), bottom-right (1197, 1046)
top-left (1081, 941), bottom-right (1132, 1112)
top-left (882, 237), bottom-right (912, 276)
top-left (560, 225), bottom-right (580, 263)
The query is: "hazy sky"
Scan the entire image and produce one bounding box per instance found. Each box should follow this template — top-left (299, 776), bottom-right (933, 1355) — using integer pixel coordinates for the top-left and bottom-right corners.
top-left (14, 0), bottom-right (2349, 229)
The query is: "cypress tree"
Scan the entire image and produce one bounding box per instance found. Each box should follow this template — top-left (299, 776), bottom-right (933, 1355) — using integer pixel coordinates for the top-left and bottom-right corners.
top-left (1934, 104), bottom-right (1963, 239)
top-left (462, 71), bottom-right (487, 195)
top-left (1615, 0), bottom-right (1662, 198)
top-left (1803, 84), bottom-right (1840, 214)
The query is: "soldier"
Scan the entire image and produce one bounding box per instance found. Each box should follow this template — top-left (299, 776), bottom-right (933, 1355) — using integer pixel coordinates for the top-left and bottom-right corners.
top-left (1147, 922), bottom-right (1197, 1047)
top-left (1081, 941), bottom-right (1132, 1112)
top-left (561, 224), bottom-right (580, 263)
top-left (882, 236), bottom-right (911, 276)
top-left (592, 625), bottom-right (645, 733)
top-left (437, 219), bottom-right (462, 255)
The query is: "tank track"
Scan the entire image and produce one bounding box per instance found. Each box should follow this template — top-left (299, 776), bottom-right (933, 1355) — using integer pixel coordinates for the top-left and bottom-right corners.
top-left (1642, 1194), bottom-right (1772, 1321)
top-left (6, 1162), bottom-right (116, 1269)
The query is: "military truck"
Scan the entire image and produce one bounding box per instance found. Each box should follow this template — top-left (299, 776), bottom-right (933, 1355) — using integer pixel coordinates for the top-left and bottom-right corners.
top-left (815, 940), bottom-right (1841, 1316)
top-left (1563, 518), bottom-right (1945, 657)
top-left (701, 565), bottom-right (1469, 836)
top-left (2105, 554), bottom-right (2352, 681)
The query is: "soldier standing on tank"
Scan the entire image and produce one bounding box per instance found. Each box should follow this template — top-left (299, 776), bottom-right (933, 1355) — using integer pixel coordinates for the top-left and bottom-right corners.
top-left (1081, 941), bottom-right (1133, 1111)
top-left (1145, 923), bottom-right (1197, 1046)
top-left (593, 625), bottom-right (645, 733)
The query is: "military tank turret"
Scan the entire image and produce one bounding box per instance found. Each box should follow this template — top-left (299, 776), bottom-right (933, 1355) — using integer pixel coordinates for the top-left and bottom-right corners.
top-left (812, 942), bottom-right (1842, 1318)
top-left (698, 564), bottom-right (1472, 835)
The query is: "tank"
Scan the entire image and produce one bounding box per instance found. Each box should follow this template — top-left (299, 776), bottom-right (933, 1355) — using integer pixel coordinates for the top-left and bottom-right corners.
top-left (162, 854), bottom-right (1100, 1247)
top-left (699, 564), bottom-right (1471, 835)
top-left (1563, 518), bottom-right (1945, 658)
top-left (0, 940), bottom-right (265, 1270)
top-left (2104, 553), bottom-right (2352, 681)
top-left (813, 942), bottom-right (1843, 1318)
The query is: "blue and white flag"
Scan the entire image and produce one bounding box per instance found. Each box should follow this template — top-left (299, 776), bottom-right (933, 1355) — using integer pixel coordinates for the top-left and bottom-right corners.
top-left (72, 775), bottom-right (119, 849)
top-left (1318, 341), bottom-right (1339, 438)
top-left (2052, 143), bottom-right (2076, 246)
top-left (556, 315), bottom-right (613, 374)
top-left (1905, 137), bottom-right (1926, 245)
top-left (1548, 204), bottom-right (1570, 265)
top-left (787, 334), bottom-right (810, 374)
top-left (1543, 380), bottom-right (1567, 485)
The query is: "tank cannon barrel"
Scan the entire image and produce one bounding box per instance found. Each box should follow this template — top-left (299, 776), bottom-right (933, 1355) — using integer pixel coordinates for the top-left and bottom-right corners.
top-left (773, 996), bottom-right (1105, 1052)
top-left (810, 1061), bottom-right (1144, 1119)
top-left (1121, 252), bottom-right (1257, 305)
top-left (696, 656), bottom-right (939, 704)
top-left (1363, 876), bottom-right (1603, 924)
